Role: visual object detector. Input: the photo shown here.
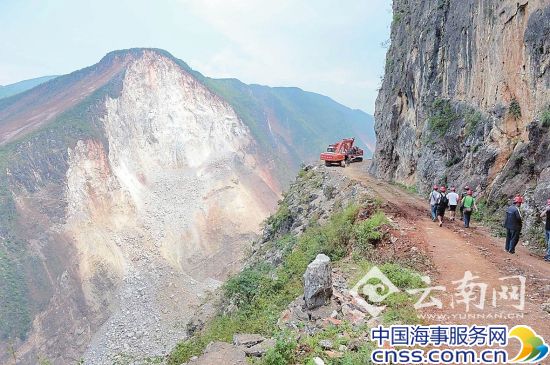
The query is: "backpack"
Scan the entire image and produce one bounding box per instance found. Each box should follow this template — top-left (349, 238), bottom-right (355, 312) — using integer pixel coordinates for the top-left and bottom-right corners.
top-left (438, 194), bottom-right (449, 207)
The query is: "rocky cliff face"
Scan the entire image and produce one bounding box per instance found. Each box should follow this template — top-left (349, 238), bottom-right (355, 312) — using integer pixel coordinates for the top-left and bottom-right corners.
top-left (371, 0), bottom-right (549, 221)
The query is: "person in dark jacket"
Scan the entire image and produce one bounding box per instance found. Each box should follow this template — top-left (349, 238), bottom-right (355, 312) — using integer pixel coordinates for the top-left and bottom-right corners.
top-left (541, 198), bottom-right (550, 262)
top-left (504, 196), bottom-right (523, 254)
top-left (437, 186), bottom-right (449, 227)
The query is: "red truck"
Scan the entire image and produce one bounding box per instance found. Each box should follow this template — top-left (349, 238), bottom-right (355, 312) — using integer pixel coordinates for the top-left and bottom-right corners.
top-left (320, 138), bottom-right (364, 167)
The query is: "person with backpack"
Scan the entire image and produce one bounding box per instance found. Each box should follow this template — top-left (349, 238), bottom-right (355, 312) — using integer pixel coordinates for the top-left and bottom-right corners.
top-left (437, 186), bottom-right (449, 227)
top-left (429, 185), bottom-right (440, 221)
top-left (459, 185), bottom-right (470, 220)
top-left (461, 190), bottom-right (477, 228)
top-left (540, 198), bottom-right (550, 262)
top-left (504, 196), bottom-right (523, 254)
top-left (447, 187), bottom-right (460, 222)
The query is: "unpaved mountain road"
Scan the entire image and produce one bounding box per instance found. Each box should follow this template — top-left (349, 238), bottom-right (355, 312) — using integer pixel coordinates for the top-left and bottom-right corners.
top-left (343, 162), bottom-right (550, 340)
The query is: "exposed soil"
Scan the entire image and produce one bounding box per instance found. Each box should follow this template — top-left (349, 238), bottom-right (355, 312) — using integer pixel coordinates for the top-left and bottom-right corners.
top-left (344, 162), bottom-right (550, 340)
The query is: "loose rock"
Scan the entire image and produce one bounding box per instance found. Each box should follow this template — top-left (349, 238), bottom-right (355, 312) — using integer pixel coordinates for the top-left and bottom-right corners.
top-left (304, 254), bottom-right (333, 310)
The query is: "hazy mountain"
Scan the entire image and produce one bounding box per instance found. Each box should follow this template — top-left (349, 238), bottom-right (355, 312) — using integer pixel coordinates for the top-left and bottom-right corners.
top-left (0, 75), bottom-right (58, 99)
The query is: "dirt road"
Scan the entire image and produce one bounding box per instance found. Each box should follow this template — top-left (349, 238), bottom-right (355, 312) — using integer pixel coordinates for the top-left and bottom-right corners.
top-left (343, 163), bottom-right (550, 340)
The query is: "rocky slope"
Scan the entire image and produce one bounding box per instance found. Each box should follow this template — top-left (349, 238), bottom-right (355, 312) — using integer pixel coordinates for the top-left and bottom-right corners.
top-left (371, 0), bottom-right (549, 228)
top-left (0, 49), bottom-right (372, 364)
top-left (166, 164), bottom-right (432, 365)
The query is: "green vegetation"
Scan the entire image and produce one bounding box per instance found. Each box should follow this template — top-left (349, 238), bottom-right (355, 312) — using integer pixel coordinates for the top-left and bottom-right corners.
top-left (265, 203), bottom-right (292, 234)
top-left (540, 105), bottom-right (550, 128)
top-left (354, 212), bottom-right (388, 251)
top-left (472, 198), bottom-right (507, 237)
top-left (263, 334), bottom-right (298, 365)
top-left (508, 99), bottom-right (522, 120)
top-left (0, 249), bottom-right (31, 340)
top-left (446, 156), bottom-right (461, 167)
top-left (393, 10), bottom-right (404, 24)
top-left (0, 81), bottom-right (111, 340)
top-left (464, 108), bottom-right (482, 136)
top-left (428, 98), bottom-right (458, 137)
top-left (168, 195), bottom-right (425, 364)
top-left (393, 182), bottom-right (419, 194)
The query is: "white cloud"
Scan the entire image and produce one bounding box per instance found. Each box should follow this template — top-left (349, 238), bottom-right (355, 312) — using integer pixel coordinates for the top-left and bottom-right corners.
top-left (178, 0), bottom-right (392, 112)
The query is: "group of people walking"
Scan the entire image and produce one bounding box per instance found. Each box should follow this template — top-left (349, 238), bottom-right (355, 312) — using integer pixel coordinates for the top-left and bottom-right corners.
top-left (429, 186), bottom-right (550, 262)
top-left (428, 185), bottom-right (477, 228)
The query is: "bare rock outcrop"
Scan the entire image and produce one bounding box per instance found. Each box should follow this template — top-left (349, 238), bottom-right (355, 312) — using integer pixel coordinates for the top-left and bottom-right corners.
top-left (186, 342), bottom-right (247, 365)
top-left (303, 254), bottom-right (333, 310)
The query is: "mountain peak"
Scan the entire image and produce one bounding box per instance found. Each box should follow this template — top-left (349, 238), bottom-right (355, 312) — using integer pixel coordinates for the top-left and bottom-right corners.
top-left (99, 48), bottom-right (177, 65)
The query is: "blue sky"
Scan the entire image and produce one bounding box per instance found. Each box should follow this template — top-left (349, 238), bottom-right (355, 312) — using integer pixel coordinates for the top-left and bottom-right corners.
top-left (0, 0), bottom-right (392, 113)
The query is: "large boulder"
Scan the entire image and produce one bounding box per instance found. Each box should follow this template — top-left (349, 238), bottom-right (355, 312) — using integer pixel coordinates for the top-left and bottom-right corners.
top-left (303, 254), bottom-right (333, 310)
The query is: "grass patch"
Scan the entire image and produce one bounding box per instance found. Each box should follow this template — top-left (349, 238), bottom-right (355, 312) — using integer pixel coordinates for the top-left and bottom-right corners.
top-left (509, 99), bottom-right (522, 120)
top-left (262, 334), bottom-right (298, 365)
top-left (446, 156), bottom-right (461, 167)
top-left (393, 181), bottom-right (418, 194)
top-left (472, 198), bottom-right (507, 237)
top-left (428, 98), bottom-right (458, 137)
top-left (540, 105), bottom-right (550, 128)
top-left (265, 203), bottom-right (292, 235)
top-left (464, 108), bottom-right (482, 136)
top-left (354, 212), bottom-right (388, 251)
top-left (345, 261), bottom-right (425, 326)
top-left (379, 263), bottom-right (425, 289)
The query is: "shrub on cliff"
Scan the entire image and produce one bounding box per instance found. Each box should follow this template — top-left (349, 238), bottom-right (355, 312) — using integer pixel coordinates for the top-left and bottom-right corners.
top-left (464, 108), bottom-right (482, 136)
top-left (540, 106), bottom-right (550, 128)
top-left (428, 98), bottom-right (458, 137)
top-left (508, 99), bottom-right (522, 120)
top-left (354, 211), bottom-right (388, 250)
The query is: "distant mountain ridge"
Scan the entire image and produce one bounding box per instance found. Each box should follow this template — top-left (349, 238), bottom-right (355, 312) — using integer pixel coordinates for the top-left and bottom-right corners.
top-left (0, 50), bottom-right (375, 159)
top-left (0, 75), bottom-right (58, 99)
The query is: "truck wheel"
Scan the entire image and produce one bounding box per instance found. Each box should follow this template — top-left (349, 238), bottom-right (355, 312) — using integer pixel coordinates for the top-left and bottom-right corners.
top-left (325, 161), bottom-right (331, 167)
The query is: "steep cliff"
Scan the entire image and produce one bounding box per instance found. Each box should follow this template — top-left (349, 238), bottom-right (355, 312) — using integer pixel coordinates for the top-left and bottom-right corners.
top-left (371, 0), bottom-right (549, 225)
top-left (0, 49), bottom-right (373, 364)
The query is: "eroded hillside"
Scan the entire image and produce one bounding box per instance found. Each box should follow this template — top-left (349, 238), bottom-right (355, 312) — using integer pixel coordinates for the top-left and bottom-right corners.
top-left (0, 49), bottom-right (280, 364)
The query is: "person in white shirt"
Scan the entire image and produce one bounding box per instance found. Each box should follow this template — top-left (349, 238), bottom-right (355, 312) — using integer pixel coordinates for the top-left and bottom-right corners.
top-left (447, 187), bottom-right (460, 222)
